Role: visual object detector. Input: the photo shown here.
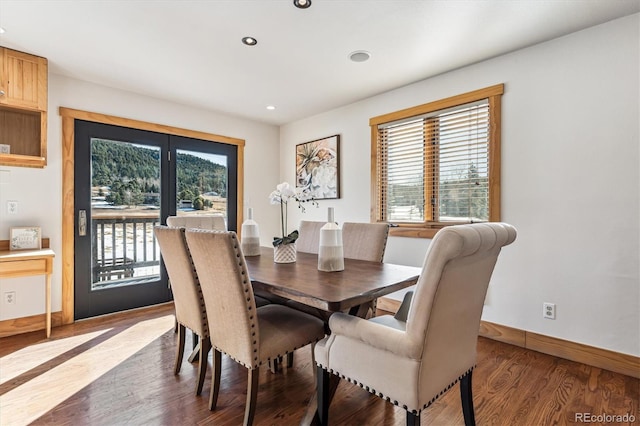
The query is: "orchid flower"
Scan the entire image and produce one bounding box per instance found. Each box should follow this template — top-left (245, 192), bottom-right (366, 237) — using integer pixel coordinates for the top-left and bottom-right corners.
top-left (269, 181), bottom-right (317, 246)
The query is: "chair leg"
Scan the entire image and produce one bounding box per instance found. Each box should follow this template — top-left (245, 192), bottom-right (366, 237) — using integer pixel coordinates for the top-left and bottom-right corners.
top-left (269, 357), bottom-right (280, 374)
top-left (244, 368), bottom-right (259, 426)
top-left (286, 352), bottom-right (294, 368)
top-left (208, 350), bottom-right (222, 410)
top-left (310, 343), bottom-right (317, 384)
top-left (317, 366), bottom-right (330, 426)
top-left (406, 411), bottom-right (420, 426)
top-left (460, 372), bottom-right (476, 426)
top-left (174, 324), bottom-right (186, 375)
top-left (192, 330), bottom-right (199, 351)
top-left (195, 337), bottom-right (211, 396)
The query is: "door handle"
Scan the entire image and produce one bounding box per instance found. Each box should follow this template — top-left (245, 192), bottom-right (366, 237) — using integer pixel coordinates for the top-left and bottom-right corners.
top-left (79, 210), bottom-right (87, 236)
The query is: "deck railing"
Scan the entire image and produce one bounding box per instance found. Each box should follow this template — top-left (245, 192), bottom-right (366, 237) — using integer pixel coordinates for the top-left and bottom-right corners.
top-left (91, 214), bottom-right (161, 286)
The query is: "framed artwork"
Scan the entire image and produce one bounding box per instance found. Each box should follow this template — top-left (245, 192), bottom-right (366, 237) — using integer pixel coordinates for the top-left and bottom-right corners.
top-left (296, 134), bottom-right (340, 200)
top-left (9, 226), bottom-right (42, 250)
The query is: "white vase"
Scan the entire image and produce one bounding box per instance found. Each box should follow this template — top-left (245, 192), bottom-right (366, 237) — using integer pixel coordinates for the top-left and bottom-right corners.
top-left (318, 207), bottom-right (344, 272)
top-left (241, 208), bottom-right (261, 256)
top-left (274, 242), bottom-right (297, 263)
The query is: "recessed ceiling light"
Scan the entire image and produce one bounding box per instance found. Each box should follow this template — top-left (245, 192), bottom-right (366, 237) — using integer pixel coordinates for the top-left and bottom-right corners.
top-left (0, 27), bottom-right (5, 34)
top-left (293, 0), bottom-right (311, 9)
top-left (266, 105), bottom-right (276, 110)
top-left (242, 37), bottom-right (257, 46)
top-left (349, 50), bottom-right (371, 63)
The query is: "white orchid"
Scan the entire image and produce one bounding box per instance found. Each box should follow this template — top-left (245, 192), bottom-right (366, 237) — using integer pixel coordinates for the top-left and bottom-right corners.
top-left (269, 181), bottom-right (317, 246)
top-left (269, 181), bottom-right (296, 204)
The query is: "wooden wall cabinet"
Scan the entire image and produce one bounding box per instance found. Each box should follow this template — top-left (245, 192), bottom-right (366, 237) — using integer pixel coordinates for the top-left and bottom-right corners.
top-left (0, 47), bottom-right (48, 168)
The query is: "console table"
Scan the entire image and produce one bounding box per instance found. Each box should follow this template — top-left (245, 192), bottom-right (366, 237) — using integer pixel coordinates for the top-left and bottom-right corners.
top-left (0, 239), bottom-right (55, 338)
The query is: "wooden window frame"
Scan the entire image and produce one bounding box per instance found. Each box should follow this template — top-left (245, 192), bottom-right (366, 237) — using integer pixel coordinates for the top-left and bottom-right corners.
top-left (370, 84), bottom-right (504, 238)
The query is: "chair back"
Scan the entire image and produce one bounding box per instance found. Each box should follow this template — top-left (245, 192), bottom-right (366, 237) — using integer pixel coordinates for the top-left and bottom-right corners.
top-left (296, 220), bottom-right (325, 254)
top-left (184, 229), bottom-right (259, 368)
top-left (407, 223), bottom-right (516, 392)
top-left (342, 222), bottom-right (389, 262)
top-left (154, 226), bottom-right (208, 338)
top-left (167, 215), bottom-right (226, 230)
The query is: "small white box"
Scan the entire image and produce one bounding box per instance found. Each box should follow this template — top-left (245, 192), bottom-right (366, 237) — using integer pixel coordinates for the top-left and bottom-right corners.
top-left (0, 144), bottom-right (10, 154)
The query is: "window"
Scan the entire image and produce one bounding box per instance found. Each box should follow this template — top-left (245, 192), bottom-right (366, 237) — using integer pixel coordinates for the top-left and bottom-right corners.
top-left (370, 84), bottom-right (503, 238)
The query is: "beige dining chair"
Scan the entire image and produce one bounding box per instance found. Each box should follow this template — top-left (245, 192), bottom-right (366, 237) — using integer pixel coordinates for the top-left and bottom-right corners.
top-left (184, 229), bottom-right (326, 426)
top-left (315, 222), bottom-right (517, 426)
top-left (341, 222), bottom-right (389, 262)
top-left (342, 222), bottom-right (390, 318)
top-left (166, 214), bottom-right (269, 350)
top-left (296, 220), bottom-right (325, 254)
top-left (154, 226), bottom-right (211, 396)
top-left (166, 214), bottom-right (227, 230)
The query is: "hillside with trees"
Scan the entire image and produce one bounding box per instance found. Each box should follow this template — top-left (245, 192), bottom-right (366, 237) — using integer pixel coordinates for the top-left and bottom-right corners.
top-left (91, 139), bottom-right (227, 209)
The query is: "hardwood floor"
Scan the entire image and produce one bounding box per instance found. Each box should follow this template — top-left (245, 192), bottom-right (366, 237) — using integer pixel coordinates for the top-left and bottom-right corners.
top-left (0, 304), bottom-right (637, 425)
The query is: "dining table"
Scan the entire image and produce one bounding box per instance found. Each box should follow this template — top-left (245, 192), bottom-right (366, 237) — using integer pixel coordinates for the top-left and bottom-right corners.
top-left (244, 246), bottom-right (422, 425)
top-left (245, 247), bottom-right (420, 316)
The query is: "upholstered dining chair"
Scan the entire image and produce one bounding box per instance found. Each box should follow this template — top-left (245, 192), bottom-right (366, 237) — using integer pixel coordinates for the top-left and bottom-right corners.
top-left (296, 220), bottom-right (326, 254)
top-left (166, 214), bottom-right (226, 230)
top-left (341, 222), bottom-right (389, 262)
top-left (184, 229), bottom-right (326, 426)
top-left (154, 226), bottom-right (211, 396)
top-left (165, 215), bottom-right (269, 348)
top-left (342, 222), bottom-right (389, 318)
top-left (315, 222), bottom-right (517, 426)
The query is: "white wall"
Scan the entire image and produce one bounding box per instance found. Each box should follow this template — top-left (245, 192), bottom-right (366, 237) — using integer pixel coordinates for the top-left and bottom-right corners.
top-left (280, 14), bottom-right (639, 356)
top-left (0, 74), bottom-right (281, 321)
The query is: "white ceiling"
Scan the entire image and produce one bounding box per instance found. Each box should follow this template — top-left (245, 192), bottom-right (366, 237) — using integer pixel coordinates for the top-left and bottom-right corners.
top-left (0, 0), bottom-right (638, 125)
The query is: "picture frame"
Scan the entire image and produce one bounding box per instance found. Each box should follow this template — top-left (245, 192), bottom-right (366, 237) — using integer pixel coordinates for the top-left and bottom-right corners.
top-left (296, 134), bottom-right (340, 200)
top-left (9, 226), bottom-right (42, 251)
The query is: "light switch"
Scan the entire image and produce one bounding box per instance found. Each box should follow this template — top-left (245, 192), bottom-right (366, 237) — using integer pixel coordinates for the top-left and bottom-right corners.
top-left (7, 201), bottom-right (17, 215)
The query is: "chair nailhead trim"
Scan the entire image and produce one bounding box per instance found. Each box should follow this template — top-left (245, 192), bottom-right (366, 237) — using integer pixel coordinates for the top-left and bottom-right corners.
top-left (315, 364), bottom-right (476, 415)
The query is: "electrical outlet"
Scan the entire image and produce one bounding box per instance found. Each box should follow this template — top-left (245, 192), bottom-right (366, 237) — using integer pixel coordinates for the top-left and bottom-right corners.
top-left (543, 302), bottom-right (556, 319)
top-left (7, 200), bottom-right (18, 215)
top-left (4, 291), bottom-right (16, 305)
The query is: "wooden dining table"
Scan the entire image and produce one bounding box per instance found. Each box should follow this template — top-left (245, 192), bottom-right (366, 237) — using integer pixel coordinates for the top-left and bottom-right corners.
top-left (244, 246), bottom-right (422, 425)
top-left (245, 247), bottom-right (420, 317)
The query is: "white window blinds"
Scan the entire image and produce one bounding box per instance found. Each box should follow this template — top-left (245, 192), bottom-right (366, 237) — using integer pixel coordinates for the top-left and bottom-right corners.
top-left (377, 100), bottom-right (490, 223)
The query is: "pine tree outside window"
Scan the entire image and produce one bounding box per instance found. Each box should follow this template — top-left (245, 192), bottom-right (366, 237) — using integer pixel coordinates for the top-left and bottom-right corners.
top-left (370, 84), bottom-right (504, 238)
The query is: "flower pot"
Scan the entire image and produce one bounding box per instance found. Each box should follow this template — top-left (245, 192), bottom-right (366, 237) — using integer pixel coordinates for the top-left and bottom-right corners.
top-left (274, 242), bottom-right (297, 263)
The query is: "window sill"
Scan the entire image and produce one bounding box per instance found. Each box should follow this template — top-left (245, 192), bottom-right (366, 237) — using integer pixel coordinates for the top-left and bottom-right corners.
top-left (388, 226), bottom-right (440, 239)
top-left (387, 221), bottom-right (487, 239)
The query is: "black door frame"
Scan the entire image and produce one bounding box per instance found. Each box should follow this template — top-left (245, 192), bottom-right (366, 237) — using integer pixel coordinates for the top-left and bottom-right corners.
top-left (73, 120), bottom-right (238, 319)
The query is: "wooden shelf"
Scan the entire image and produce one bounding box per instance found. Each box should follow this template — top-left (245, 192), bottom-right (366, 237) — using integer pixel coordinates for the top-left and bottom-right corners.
top-left (0, 47), bottom-right (48, 168)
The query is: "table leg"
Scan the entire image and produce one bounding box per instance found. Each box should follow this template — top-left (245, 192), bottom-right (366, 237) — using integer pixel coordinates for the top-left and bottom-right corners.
top-left (348, 300), bottom-right (374, 318)
top-left (300, 374), bottom-right (340, 426)
top-left (301, 301), bottom-right (372, 425)
top-left (188, 331), bottom-right (201, 363)
top-left (45, 273), bottom-right (52, 338)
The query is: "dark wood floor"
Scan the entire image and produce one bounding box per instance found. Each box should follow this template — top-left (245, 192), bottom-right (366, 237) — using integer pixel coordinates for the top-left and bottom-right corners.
top-left (0, 304), bottom-right (637, 425)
